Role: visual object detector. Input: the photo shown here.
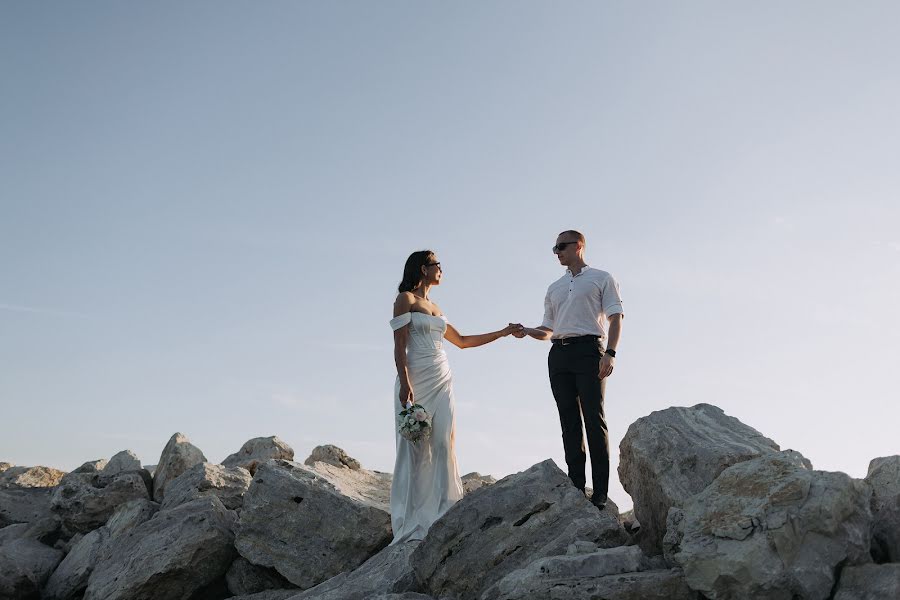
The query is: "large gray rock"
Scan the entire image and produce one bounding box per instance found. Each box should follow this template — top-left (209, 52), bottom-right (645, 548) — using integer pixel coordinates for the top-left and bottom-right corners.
top-left (104, 450), bottom-right (142, 475)
top-left (160, 462), bottom-right (252, 511)
top-left (664, 451), bottom-right (872, 600)
top-left (304, 444), bottom-right (361, 470)
top-left (866, 455), bottom-right (900, 562)
top-left (236, 459), bottom-right (392, 590)
top-left (232, 592), bottom-right (299, 600)
top-left (104, 498), bottom-right (160, 538)
top-left (42, 528), bottom-right (108, 600)
top-left (224, 436), bottom-right (295, 475)
top-left (50, 468), bottom-right (151, 535)
top-left (0, 538), bottom-right (64, 599)
top-left (410, 459), bottom-right (628, 600)
top-left (0, 465), bottom-right (66, 488)
top-left (461, 472), bottom-right (496, 495)
top-left (152, 432), bottom-right (207, 502)
top-left (84, 496), bottom-right (237, 600)
top-left (0, 487), bottom-right (54, 528)
top-left (226, 556), bottom-right (295, 596)
top-left (833, 563), bottom-right (900, 600)
top-left (619, 403), bottom-right (782, 555)
top-left (72, 460), bottom-right (107, 474)
top-left (481, 545), bottom-right (692, 599)
top-left (291, 540), bottom-right (420, 600)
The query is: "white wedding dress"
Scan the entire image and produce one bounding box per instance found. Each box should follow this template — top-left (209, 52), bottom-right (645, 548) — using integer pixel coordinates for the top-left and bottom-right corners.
top-left (389, 311), bottom-right (464, 544)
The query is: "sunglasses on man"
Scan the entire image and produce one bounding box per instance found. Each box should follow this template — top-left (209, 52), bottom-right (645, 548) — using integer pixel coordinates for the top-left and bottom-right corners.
top-left (552, 241), bottom-right (578, 253)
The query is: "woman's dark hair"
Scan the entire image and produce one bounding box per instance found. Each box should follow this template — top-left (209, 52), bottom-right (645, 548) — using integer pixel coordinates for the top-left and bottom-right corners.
top-left (398, 250), bottom-right (435, 293)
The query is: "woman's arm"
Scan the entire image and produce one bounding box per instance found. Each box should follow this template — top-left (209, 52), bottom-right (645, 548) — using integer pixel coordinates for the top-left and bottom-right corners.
top-left (444, 323), bottom-right (522, 349)
top-left (393, 294), bottom-right (414, 406)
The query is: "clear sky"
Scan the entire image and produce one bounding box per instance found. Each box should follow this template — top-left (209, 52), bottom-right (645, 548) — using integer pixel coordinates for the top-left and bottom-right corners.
top-left (2, 2), bottom-right (899, 510)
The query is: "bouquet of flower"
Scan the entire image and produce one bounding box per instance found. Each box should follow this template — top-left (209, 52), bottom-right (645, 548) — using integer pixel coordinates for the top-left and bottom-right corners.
top-left (398, 403), bottom-right (432, 444)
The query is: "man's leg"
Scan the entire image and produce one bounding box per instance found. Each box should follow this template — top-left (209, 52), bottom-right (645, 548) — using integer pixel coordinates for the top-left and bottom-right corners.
top-left (574, 346), bottom-right (609, 503)
top-left (549, 346), bottom-right (587, 491)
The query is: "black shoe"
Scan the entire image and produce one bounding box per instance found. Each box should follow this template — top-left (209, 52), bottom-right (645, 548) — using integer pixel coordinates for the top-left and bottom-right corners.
top-left (590, 495), bottom-right (607, 510)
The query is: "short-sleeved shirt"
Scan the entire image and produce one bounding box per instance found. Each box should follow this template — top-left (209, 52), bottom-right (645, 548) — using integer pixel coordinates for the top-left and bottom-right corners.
top-left (541, 266), bottom-right (624, 343)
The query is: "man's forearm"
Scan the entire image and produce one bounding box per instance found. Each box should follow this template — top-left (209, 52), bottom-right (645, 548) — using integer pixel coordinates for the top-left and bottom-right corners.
top-left (606, 315), bottom-right (622, 351)
top-left (525, 326), bottom-right (553, 341)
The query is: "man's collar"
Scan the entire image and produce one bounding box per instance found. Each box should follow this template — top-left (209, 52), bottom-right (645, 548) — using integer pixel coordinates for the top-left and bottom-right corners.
top-left (566, 264), bottom-right (591, 277)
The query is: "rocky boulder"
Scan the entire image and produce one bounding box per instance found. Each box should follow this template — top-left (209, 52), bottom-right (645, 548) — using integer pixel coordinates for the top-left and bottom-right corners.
top-left (410, 459), bottom-right (628, 600)
top-left (866, 455), bottom-right (900, 562)
top-left (50, 467), bottom-right (151, 536)
top-left (226, 557), bottom-right (295, 596)
top-left (304, 444), bottom-right (361, 470)
top-left (224, 436), bottom-right (294, 475)
top-left (104, 450), bottom-right (142, 475)
top-left (664, 450), bottom-right (872, 600)
top-left (160, 462), bottom-right (252, 511)
top-left (152, 432), bottom-right (207, 502)
top-left (618, 403), bottom-right (781, 554)
top-left (84, 496), bottom-right (237, 600)
top-left (235, 459), bottom-right (392, 590)
top-left (460, 472), bottom-right (496, 495)
top-left (833, 563), bottom-right (900, 600)
top-left (0, 487), bottom-right (55, 528)
top-left (0, 465), bottom-right (66, 488)
top-left (0, 538), bottom-right (64, 599)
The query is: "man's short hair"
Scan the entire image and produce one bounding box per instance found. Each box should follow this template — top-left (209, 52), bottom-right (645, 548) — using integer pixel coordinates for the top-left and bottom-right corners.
top-left (558, 230), bottom-right (586, 245)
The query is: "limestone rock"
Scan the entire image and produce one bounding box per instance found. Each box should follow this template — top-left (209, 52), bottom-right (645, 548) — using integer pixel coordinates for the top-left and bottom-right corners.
top-left (0, 487), bottom-right (54, 528)
top-left (104, 450), bottom-right (142, 475)
top-left (461, 472), bottom-right (496, 495)
top-left (160, 462), bottom-right (252, 511)
top-left (0, 465), bottom-right (66, 488)
top-left (0, 462), bottom-right (11, 473)
top-left (231, 592), bottom-right (298, 600)
top-left (43, 528), bottom-right (108, 600)
top-left (618, 403), bottom-right (782, 554)
top-left (226, 556), bottom-right (295, 596)
top-left (665, 451), bottom-right (872, 600)
top-left (235, 460), bottom-right (392, 590)
top-left (84, 496), bottom-right (237, 600)
top-left (304, 444), bottom-right (361, 470)
top-left (73, 460), bottom-right (107, 474)
top-left (410, 459), bottom-right (628, 600)
top-left (152, 432), bottom-right (207, 502)
top-left (0, 538), bottom-right (64, 599)
top-left (291, 540), bottom-right (420, 600)
top-left (866, 455), bottom-right (900, 562)
top-left (224, 436), bottom-right (294, 475)
top-left (833, 563), bottom-right (900, 600)
top-left (50, 468), bottom-right (151, 535)
top-left (104, 498), bottom-right (160, 538)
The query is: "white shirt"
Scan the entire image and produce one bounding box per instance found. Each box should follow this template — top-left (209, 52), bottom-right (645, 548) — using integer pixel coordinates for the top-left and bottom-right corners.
top-left (541, 266), bottom-right (624, 342)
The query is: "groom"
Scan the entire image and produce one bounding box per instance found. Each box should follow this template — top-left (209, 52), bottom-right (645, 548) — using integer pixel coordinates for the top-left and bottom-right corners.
top-left (517, 230), bottom-right (624, 509)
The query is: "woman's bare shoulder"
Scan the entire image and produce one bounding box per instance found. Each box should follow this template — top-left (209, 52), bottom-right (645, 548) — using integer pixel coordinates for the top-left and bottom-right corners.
top-left (394, 292), bottom-right (416, 316)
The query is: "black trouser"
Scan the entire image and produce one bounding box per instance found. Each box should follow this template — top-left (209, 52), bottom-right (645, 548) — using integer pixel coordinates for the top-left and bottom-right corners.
top-left (548, 340), bottom-right (609, 500)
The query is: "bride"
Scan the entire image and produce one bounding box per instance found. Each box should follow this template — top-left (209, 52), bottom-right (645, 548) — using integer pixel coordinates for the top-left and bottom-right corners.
top-left (389, 250), bottom-right (521, 544)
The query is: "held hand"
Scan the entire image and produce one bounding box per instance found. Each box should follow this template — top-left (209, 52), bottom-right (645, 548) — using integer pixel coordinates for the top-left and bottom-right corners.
top-left (599, 354), bottom-right (615, 379)
top-left (512, 326), bottom-right (529, 339)
top-left (503, 323), bottom-right (525, 337)
top-left (399, 382), bottom-right (414, 408)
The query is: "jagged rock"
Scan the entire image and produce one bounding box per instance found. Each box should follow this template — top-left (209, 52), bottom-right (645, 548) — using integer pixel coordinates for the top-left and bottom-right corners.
top-left (235, 459), bottom-right (392, 590)
top-left (304, 444), bottom-right (361, 470)
top-left (231, 592), bottom-right (298, 600)
top-left (224, 436), bottom-right (294, 475)
top-left (664, 450), bottom-right (872, 600)
top-left (291, 540), bottom-right (420, 600)
top-left (104, 498), bottom-right (160, 538)
top-left (410, 459), bottom-right (628, 600)
top-left (0, 538), bottom-right (64, 599)
top-left (304, 459), bottom-right (392, 508)
top-left (366, 595), bottom-right (435, 600)
top-left (226, 556), bottom-right (296, 596)
top-left (160, 462), bottom-right (252, 511)
top-left (833, 563), bottom-right (900, 600)
top-left (618, 403), bottom-right (782, 555)
top-left (0, 465), bottom-right (66, 488)
top-left (0, 462), bottom-right (11, 473)
top-left (152, 432), bottom-right (207, 502)
top-left (73, 460), bottom-right (107, 474)
top-left (461, 472), bottom-right (496, 495)
top-left (104, 450), bottom-right (142, 475)
top-left (43, 528), bottom-right (108, 600)
top-left (0, 517), bottom-right (61, 548)
top-left (0, 487), bottom-right (54, 528)
top-left (50, 468), bottom-right (151, 536)
top-left (84, 496), bottom-right (237, 600)
top-left (481, 545), bottom-right (688, 599)
top-left (866, 455), bottom-right (900, 562)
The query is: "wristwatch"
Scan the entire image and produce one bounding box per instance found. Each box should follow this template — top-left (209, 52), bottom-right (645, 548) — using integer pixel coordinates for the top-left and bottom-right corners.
top-left (605, 348), bottom-right (617, 358)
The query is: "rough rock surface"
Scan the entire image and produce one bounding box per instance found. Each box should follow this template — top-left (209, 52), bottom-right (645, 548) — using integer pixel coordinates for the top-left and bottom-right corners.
top-left (224, 436), bottom-right (294, 475)
top-left (236, 459), bottom-right (392, 590)
top-left (226, 556), bottom-right (295, 596)
top-left (304, 444), bottom-right (362, 470)
top-left (72, 460), bottom-right (107, 474)
top-left (0, 462), bottom-right (11, 473)
top-left (410, 459), bottom-right (628, 600)
top-left (0, 465), bottom-right (66, 488)
top-left (461, 472), bottom-right (496, 495)
top-left (50, 468), bottom-right (151, 535)
top-left (833, 563), bottom-right (900, 600)
top-left (103, 498), bottom-right (160, 538)
top-left (0, 538), bottom-right (64, 599)
top-left (866, 455), bottom-right (900, 562)
top-left (664, 450), bottom-right (872, 600)
top-left (84, 496), bottom-right (237, 600)
top-left (291, 540), bottom-right (420, 600)
top-left (0, 487), bottom-right (54, 528)
top-left (104, 450), bottom-right (142, 475)
top-left (43, 528), bottom-right (108, 600)
top-left (152, 432), bottom-right (207, 502)
top-left (160, 462), bottom-right (252, 511)
top-left (618, 403), bottom-right (782, 554)
top-left (231, 592), bottom-right (299, 600)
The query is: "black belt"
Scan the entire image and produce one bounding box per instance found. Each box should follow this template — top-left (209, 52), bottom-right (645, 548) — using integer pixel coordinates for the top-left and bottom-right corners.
top-left (551, 335), bottom-right (600, 346)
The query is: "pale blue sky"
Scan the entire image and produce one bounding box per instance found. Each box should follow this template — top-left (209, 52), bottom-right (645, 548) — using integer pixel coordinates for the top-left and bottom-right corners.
top-left (2, 2), bottom-right (899, 509)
